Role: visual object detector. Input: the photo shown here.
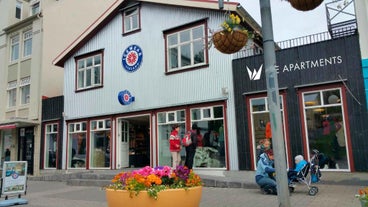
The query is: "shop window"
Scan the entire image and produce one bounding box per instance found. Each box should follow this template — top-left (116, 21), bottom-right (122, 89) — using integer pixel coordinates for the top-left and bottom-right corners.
top-left (44, 123), bottom-right (58, 169)
top-left (75, 51), bottom-right (103, 91)
top-left (248, 95), bottom-right (288, 168)
top-left (123, 6), bottom-right (140, 34)
top-left (302, 88), bottom-right (348, 170)
top-left (190, 106), bottom-right (225, 168)
top-left (90, 119), bottom-right (111, 168)
top-left (164, 21), bottom-right (207, 72)
top-left (157, 110), bottom-right (186, 166)
top-left (68, 122), bottom-right (87, 168)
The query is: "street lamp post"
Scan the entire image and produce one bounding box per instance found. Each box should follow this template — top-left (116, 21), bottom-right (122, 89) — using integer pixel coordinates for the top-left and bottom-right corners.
top-left (217, 0), bottom-right (291, 205)
top-left (259, 0), bottom-right (291, 206)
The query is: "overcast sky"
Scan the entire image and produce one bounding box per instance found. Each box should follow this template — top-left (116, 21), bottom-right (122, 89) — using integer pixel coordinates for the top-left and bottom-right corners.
top-left (236, 0), bottom-right (329, 42)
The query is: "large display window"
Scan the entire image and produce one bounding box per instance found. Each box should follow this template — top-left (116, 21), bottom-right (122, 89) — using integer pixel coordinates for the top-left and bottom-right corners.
top-left (68, 122), bottom-right (87, 168)
top-left (44, 123), bottom-right (58, 169)
top-left (157, 104), bottom-right (226, 169)
top-left (302, 88), bottom-right (349, 170)
top-left (89, 119), bottom-right (111, 168)
top-left (248, 95), bottom-right (288, 168)
top-left (157, 110), bottom-right (186, 166)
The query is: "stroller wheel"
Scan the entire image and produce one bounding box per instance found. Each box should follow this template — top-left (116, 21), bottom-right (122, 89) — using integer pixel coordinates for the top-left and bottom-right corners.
top-left (308, 186), bottom-right (318, 196)
top-left (311, 186), bottom-right (318, 193)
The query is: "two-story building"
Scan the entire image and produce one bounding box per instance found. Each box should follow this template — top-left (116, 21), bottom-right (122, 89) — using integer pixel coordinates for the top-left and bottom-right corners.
top-left (53, 0), bottom-right (262, 171)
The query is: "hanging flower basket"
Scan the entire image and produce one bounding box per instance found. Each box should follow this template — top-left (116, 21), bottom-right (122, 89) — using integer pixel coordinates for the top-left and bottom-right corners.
top-left (212, 13), bottom-right (249, 54)
top-left (213, 30), bottom-right (248, 54)
top-left (288, 0), bottom-right (324, 11)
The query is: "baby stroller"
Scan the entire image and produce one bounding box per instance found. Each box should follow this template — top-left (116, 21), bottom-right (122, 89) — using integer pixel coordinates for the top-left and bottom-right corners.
top-left (288, 151), bottom-right (322, 196)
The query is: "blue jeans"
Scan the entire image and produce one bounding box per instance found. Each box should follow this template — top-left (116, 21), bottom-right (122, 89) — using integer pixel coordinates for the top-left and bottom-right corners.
top-left (256, 176), bottom-right (277, 188)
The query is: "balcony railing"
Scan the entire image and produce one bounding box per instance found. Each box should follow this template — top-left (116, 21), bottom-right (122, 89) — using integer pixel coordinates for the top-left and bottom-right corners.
top-left (234, 27), bottom-right (356, 59)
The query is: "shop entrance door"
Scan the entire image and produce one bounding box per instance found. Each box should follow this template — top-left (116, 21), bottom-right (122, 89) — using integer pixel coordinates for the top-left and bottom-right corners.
top-left (19, 128), bottom-right (34, 175)
top-left (118, 120), bottom-right (129, 168)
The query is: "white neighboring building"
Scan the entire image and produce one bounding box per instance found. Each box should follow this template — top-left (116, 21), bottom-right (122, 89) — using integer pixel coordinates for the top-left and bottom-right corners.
top-left (0, 0), bottom-right (120, 175)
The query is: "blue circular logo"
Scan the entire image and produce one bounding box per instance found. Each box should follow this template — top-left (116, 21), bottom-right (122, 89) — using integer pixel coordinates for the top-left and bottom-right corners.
top-left (11, 172), bottom-right (19, 179)
top-left (118, 90), bottom-right (135, 105)
top-left (122, 45), bottom-right (143, 72)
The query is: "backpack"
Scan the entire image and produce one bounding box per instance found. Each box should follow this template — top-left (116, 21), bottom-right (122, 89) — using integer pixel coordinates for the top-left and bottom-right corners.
top-left (182, 131), bottom-right (192, 147)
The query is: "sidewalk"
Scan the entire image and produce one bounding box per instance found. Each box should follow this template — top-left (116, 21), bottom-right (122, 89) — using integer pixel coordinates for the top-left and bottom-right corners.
top-left (29, 169), bottom-right (368, 189)
top-left (21, 170), bottom-right (368, 207)
top-left (195, 170), bottom-right (368, 189)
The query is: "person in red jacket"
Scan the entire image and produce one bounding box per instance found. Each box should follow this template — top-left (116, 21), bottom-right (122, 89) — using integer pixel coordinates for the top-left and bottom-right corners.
top-left (169, 124), bottom-right (181, 169)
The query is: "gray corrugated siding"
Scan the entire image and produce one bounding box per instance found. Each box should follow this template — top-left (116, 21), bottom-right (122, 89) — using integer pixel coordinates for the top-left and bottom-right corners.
top-left (62, 4), bottom-right (255, 170)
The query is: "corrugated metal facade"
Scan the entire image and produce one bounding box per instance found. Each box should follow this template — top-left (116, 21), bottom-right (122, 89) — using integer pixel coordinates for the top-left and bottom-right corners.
top-left (62, 3), bottom-right (251, 170)
top-left (233, 34), bottom-right (368, 171)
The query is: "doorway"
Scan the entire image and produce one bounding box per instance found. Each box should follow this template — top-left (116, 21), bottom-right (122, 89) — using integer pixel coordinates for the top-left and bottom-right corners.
top-left (117, 115), bottom-right (150, 168)
top-left (19, 127), bottom-right (34, 175)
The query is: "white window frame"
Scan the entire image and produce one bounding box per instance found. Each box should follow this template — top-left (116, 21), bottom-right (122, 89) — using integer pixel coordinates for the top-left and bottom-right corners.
top-left (249, 95), bottom-right (289, 168)
top-left (68, 122), bottom-right (87, 169)
top-left (7, 81), bottom-right (17, 108)
top-left (76, 52), bottom-right (103, 91)
top-left (10, 35), bottom-right (20, 62)
top-left (23, 30), bottom-right (32, 58)
top-left (123, 6), bottom-right (140, 33)
top-left (20, 76), bottom-right (30, 105)
top-left (165, 23), bottom-right (207, 72)
top-left (44, 123), bottom-right (58, 169)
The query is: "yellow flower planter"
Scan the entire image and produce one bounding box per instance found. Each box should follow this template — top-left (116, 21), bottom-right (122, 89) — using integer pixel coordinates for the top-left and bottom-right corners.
top-left (106, 186), bottom-right (203, 207)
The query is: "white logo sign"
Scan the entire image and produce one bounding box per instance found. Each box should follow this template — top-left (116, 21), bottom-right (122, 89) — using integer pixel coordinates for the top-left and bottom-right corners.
top-left (247, 64), bottom-right (263, 80)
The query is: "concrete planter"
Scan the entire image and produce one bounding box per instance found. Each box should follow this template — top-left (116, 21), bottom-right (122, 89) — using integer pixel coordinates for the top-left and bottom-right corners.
top-left (105, 186), bottom-right (202, 207)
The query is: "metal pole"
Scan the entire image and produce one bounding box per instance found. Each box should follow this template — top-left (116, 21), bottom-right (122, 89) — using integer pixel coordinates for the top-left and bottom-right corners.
top-left (219, 0), bottom-right (224, 10)
top-left (259, 0), bottom-right (291, 206)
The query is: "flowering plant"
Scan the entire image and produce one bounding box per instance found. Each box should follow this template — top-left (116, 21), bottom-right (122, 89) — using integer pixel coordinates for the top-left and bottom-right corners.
top-left (105, 165), bottom-right (202, 200)
top-left (221, 13), bottom-right (248, 34)
top-left (356, 187), bottom-right (368, 203)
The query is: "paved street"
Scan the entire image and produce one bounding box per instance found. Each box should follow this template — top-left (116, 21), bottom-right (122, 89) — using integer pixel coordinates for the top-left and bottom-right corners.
top-left (4, 180), bottom-right (362, 207)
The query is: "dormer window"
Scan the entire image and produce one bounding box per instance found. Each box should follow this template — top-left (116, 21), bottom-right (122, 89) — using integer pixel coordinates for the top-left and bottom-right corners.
top-left (123, 6), bottom-right (140, 34)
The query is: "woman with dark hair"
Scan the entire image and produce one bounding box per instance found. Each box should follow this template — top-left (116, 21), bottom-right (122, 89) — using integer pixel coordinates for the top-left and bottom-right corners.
top-left (184, 124), bottom-right (199, 169)
top-left (169, 124), bottom-right (181, 169)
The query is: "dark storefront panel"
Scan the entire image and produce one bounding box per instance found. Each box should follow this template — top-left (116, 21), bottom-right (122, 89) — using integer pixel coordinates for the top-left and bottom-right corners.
top-left (233, 34), bottom-right (368, 171)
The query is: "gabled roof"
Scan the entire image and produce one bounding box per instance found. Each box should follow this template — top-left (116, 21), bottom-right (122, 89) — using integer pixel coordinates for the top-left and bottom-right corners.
top-left (53, 0), bottom-right (261, 67)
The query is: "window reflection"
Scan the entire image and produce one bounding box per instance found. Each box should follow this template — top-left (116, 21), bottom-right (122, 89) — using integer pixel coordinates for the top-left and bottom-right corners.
top-left (304, 88), bottom-right (347, 170)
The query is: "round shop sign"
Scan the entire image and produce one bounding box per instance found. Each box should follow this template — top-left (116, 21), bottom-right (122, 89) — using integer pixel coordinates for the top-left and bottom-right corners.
top-left (122, 45), bottom-right (143, 72)
top-left (118, 90), bottom-right (135, 105)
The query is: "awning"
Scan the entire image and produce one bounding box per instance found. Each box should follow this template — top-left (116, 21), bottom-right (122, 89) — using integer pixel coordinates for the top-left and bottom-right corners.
top-left (0, 124), bottom-right (17, 130)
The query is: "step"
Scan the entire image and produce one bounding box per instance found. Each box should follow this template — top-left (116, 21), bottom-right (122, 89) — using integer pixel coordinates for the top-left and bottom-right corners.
top-left (66, 179), bottom-right (111, 187)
